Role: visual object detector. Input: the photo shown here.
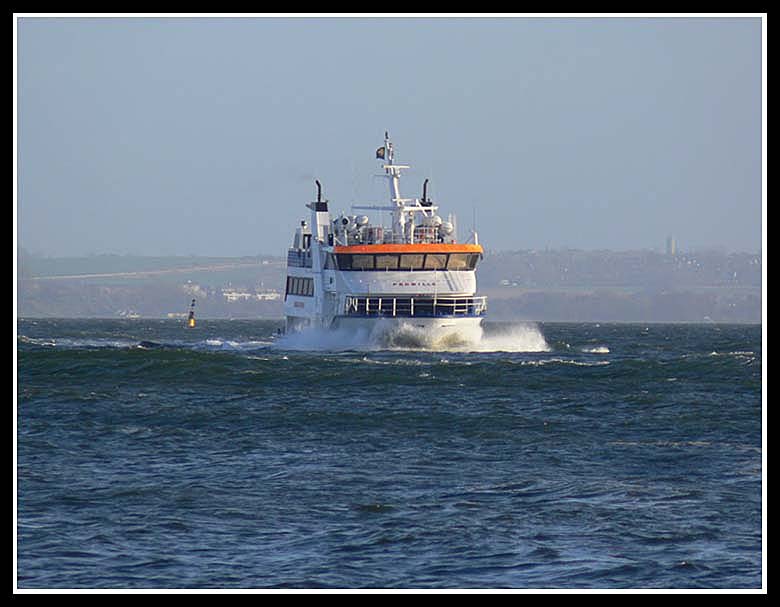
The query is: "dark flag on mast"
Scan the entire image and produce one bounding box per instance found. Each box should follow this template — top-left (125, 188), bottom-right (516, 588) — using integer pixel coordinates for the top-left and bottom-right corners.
top-left (375, 146), bottom-right (386, 159)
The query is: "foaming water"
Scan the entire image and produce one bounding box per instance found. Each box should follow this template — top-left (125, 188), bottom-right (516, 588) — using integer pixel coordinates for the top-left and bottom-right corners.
top-left (476, 322), bottom-right (551, 352)
top-left (273, 323), bottom-right (380, 352)
top-left (274, 320), bottom-right (550, 353)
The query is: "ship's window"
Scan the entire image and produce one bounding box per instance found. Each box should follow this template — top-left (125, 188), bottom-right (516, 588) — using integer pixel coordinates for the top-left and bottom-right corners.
top-left (286, 276), bottom-right (314, 296)
top-left (447, 253), bottom-right (478, 270)
top-left (335, 254), bottom-right (352, 270)
top-left (351, 255), bottom-right (375, 270)
top-left (375, 254), bottom-right (399, 270)
top-left (423, 254), bottom-right (447, 269)
top-left (332, 252), bottom-right (478, 271)
top-left (399, 254), bottom-right (424, 270)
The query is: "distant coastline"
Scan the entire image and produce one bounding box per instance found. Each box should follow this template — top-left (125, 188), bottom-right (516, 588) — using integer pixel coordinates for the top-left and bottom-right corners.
top-left (16, 249), bottom-right (762, 323)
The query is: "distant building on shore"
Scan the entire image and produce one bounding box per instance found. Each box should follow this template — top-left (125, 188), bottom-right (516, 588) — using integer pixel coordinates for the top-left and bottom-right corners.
top-left (221, 287), bottom-right (281, 303)
top-left (666, 236), bottom-right (677, 256)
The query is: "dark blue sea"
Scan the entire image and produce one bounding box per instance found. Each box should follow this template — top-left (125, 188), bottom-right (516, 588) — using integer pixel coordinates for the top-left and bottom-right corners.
top-left (16, 319), bottom-right (764, 590)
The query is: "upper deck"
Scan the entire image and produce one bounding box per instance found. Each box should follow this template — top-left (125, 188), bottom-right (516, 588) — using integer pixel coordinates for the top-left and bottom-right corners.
top-left (286, 132), bottom-right (484, 275)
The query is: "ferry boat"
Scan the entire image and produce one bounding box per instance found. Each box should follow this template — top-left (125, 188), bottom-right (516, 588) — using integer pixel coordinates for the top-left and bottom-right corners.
top-left (283, 133), bottom-right (487, 345)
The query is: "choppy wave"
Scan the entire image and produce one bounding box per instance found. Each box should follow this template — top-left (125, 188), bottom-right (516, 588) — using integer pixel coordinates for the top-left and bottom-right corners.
top-left (581, 346), bottom-right (610, 354)
top-left (18, 334), bottom-right (274, 353)
top-left (18, 335), bottom-right (140, 349)
top-left (16, 319), bottom-right (763, 589)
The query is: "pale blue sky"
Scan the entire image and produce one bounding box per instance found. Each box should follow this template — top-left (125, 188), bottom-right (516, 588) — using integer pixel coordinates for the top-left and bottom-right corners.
top-left (16, 16), bottom-right (764, 257)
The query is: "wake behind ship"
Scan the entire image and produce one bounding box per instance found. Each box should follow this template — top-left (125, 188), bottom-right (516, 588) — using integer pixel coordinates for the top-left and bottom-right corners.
top-left (283, 133), bottom-right (487, 345)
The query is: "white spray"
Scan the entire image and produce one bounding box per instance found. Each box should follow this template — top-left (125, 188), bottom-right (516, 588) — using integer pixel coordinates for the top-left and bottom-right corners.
top-left (274, 321), bottom-right (550, 353)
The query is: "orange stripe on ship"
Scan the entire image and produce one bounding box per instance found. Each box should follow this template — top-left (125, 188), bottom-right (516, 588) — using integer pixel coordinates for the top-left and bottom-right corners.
top-left (334, 243), bottom-right (483, 254)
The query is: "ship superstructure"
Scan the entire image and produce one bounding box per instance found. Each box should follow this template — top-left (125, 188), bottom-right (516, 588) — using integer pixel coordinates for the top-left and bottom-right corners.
top-left (283, 133), bottom-right (487, 341)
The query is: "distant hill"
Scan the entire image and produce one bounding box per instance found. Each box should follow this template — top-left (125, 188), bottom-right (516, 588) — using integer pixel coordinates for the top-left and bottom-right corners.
top-left (18, 252), bottom-right (283, 281)
top-left (16, 249), bottom-right (762, 322)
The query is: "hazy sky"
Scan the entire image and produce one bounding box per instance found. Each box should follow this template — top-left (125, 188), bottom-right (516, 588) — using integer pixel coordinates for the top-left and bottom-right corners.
top-left (16, 15), bottom-right (764, 257)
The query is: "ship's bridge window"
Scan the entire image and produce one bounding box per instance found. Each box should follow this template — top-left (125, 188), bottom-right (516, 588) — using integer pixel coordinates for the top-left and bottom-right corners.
top-left (447, 253), bottom-right (479, 270)
top-left (351, 255), bottom-right (375, 270)
top-left (375, 254), bottom-right (399, 270)
top-left (423, 254), bottom-right (447, 270)
top-left (335, 252), bottom-right (478, 271)
top-left (399, 254), bottom-right (424, 270)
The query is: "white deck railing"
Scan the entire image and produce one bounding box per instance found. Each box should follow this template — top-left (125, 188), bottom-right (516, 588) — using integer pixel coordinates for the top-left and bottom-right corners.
top-left (344, 295), bottom-right (487, 318)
